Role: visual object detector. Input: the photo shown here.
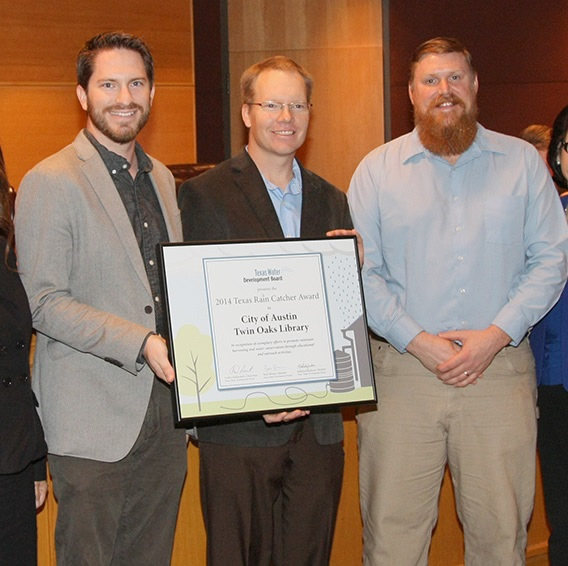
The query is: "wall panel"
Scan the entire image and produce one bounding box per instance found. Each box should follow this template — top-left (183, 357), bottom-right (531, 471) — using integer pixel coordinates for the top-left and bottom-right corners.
top-left (0, 0), bottom-right (196, 187)
top-left (388, 0), bottom-right (568, 138)
top-left (228, 0), bottom-right (384, 192)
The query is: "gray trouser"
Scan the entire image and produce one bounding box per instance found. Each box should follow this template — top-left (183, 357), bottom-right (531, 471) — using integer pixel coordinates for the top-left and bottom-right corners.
top-left (49, 379), bottom-right (187, 566)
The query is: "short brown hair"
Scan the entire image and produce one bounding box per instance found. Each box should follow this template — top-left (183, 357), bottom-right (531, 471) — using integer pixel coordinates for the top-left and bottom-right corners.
top-left (240, 56), bottom-right (313, 104)
top-left (77, 31), bottom-right (154, 90)
top-left (409, 37), bottom-right (476, 84)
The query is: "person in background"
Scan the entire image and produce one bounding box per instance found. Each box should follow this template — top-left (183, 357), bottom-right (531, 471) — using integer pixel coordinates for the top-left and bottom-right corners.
top-left (529, 104), bottom-right (568, 566)
top-left (520, 124), bottom-right (552, 165)
top-left (348, 37), bottom-right (568, 565)
top-left (178, 55), bottom-right (357, 566)
top-left (0, 145), bottom-right (47, 565)
top-left (14, 32), bottom-right (187, 564)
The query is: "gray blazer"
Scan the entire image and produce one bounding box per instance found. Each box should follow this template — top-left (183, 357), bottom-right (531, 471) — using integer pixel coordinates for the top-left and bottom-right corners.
top-left (178, 149), bottom-right (352, 446)
top-left (15, 131), bottom-right (181, 462)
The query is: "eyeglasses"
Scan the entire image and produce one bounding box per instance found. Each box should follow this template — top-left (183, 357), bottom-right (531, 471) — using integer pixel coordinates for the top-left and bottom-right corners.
top-left (248, 101), bottom-right (312, 114)
top-left (561, 141), bottom-right (568, 154)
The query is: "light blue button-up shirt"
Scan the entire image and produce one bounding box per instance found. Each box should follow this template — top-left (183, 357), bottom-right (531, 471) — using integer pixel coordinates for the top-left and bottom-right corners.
top-left (257, 155), bottom-right (303, 238)
top-left (348, 124), bottom-right (568, 352)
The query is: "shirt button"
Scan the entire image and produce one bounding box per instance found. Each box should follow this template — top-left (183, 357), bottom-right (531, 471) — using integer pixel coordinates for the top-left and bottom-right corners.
top-left (3, 378), bottom-right (12, 387)
top-left (143, 222), bottom-right (149, 228)
top-left (455, 226), bottom-right (462, 232)
top-left (154, 296), bottom-right (160, 303)
top-left (149, 260), bottom-right (155, 266)
top-left (111, 169), bottom-right (117, 175)
top-left (145, 305), bottom-right (153, 314)
top-left (459, 288), bottom-right (466, 294)
top-left (19, 374), bottom-right (29, 383)
top-left (16, 340), bottom-right (25, 350)
top-left (457, 255), bottom-right (464, 261)
top-left (122, 163), bottom-right (128, 169)
top-left (0, 345), bottom-right (7, 355)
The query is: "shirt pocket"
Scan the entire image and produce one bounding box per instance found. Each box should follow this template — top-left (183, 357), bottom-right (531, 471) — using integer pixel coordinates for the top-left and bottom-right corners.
top-left (483, 195), bottom-right (524, 245)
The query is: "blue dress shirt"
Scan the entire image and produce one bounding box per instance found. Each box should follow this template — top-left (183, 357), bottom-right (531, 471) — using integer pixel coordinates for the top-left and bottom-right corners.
top-left (252, 150), bottom-right (303, 239)
top-left (348, 125), bottom-right (568, 352)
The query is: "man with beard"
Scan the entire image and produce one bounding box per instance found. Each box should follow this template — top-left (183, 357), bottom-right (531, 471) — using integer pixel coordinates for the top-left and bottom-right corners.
top-left (14, 32), bottom-right (187, 564)
top-left (348, 37), bottom-right (568, 565)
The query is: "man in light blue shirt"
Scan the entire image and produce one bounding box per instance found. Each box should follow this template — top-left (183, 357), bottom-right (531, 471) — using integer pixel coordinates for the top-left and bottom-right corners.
top-left (348, 37), bottom-right (568, 565)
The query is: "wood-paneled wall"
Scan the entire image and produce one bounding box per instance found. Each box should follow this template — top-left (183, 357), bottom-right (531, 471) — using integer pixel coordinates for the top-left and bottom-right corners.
top-left (228, 0), bottom-right (385, 192)
top-left (0, 0), bottom-right (196, 187)
top-left (388, 1), bottom-right (568, 139)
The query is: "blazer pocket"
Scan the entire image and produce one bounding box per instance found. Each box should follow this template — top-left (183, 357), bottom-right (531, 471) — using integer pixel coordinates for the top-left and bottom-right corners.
top-left (46, 339), bottom-right (77, 361)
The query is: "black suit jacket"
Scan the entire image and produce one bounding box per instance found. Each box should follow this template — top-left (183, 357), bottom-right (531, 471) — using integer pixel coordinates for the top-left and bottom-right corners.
top-left (0, 238), bottom-right (46, 476)
top-left (178, 149), bottom-right (353, 446)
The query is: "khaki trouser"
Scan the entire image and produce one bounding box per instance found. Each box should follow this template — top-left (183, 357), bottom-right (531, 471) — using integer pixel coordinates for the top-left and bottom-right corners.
top-left (358, 339), bottom-right (537, 566)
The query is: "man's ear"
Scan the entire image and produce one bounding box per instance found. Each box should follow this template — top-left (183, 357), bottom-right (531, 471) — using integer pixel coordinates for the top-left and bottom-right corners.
top-left (76, 84), bottom-right (88, 111)
top-left (242, 103), bottom-right (252, 128)
top-left (408, 83), bottom-right (415, 106)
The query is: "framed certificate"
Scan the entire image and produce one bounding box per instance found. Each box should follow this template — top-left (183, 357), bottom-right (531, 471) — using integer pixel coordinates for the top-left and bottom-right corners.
top-left (158, 236), bottom-right (376, 424)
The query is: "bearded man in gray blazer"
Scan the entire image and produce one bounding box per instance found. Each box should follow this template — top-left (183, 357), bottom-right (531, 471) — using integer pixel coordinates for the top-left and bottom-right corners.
top-left (15, 32), bottom-right (187, 565)
top-left (178, 56), bottom-right (359, 566)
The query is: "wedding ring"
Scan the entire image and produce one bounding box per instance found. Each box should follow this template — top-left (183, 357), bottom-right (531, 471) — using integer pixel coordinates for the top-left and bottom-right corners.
top-left (463, 371), bottom-right (470, 376)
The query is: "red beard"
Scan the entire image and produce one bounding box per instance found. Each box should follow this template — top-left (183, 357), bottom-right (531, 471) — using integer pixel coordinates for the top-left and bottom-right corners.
top-left (414, 94), bottom-right (478, 157)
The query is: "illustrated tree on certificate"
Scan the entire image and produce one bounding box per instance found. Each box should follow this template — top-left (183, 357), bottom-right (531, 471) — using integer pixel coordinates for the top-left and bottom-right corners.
top-left (174, 325), bottom-right (215, 411)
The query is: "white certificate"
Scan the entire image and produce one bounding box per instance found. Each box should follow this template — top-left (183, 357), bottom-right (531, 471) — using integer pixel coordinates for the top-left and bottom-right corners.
top-left (159, 237), bottom-right (376, 422)
top-left (203, 253), bottom-right (335, 389)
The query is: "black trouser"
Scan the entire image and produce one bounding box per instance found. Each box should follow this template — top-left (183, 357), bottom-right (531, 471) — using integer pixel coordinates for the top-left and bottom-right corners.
top-left (0, 463), bottom-right (37, 566)
top-left (538, 384), bottom-right (568, 566)
top-left (199, 420), bottom-right (344, 566)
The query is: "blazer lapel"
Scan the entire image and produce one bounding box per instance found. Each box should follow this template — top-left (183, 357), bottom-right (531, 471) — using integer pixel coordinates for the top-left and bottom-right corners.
top-left (232, 150), bottom-right (284, 239)
top-left (149, 161), bottom-right (182, 242)
top-left (73, 132), bottom-right (151, 294)
top-left (299, 165), bottom-right (324, 238)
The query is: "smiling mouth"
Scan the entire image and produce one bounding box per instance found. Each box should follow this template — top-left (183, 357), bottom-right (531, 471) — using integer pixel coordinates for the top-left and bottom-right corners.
top-left (433, 95), bottom-right (464, 110)
top-left (108, 105), bottom-right (140, 118)
top-left (110, 111), bottom-right (136, 118)
top-left (273, 130), bottom-right (294, 135)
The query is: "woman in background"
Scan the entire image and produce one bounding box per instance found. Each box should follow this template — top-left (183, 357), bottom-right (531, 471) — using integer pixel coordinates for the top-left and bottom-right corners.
top-left (530, 104), bottom-right (568, 566)
top-left (0, 145), bottom-right (47, 564)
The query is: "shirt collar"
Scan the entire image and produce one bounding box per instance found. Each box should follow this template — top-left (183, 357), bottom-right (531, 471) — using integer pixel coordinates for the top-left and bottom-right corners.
top-left (83, 129), bottom-right (153, 175)
top-left (401, 123), bottom-right (505, 166)
top-left (245, 145), bottom-right (303, 195)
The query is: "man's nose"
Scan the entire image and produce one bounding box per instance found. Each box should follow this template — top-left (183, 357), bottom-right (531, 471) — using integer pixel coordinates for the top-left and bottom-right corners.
top-left (116, 85), bottom-right (133, 105)
top-left (277, 104), bottom-right (293, 120)
top-left (438, 78), bottom-right (450, 94)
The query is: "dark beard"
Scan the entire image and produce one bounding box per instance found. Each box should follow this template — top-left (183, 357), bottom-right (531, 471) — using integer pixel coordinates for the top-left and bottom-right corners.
top-left (88, 104), bottom-right (150, 144)
top-left (414, 95), bottom-right (478, 157)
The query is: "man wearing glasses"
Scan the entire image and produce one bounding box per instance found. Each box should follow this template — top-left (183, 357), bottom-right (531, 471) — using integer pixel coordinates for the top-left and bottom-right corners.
top-left (178, 56), bottom-right (355, 566)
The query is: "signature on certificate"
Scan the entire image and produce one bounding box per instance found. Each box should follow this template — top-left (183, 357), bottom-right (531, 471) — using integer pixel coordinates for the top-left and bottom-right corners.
top-left (230, 364), bottom-right (255, 375)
